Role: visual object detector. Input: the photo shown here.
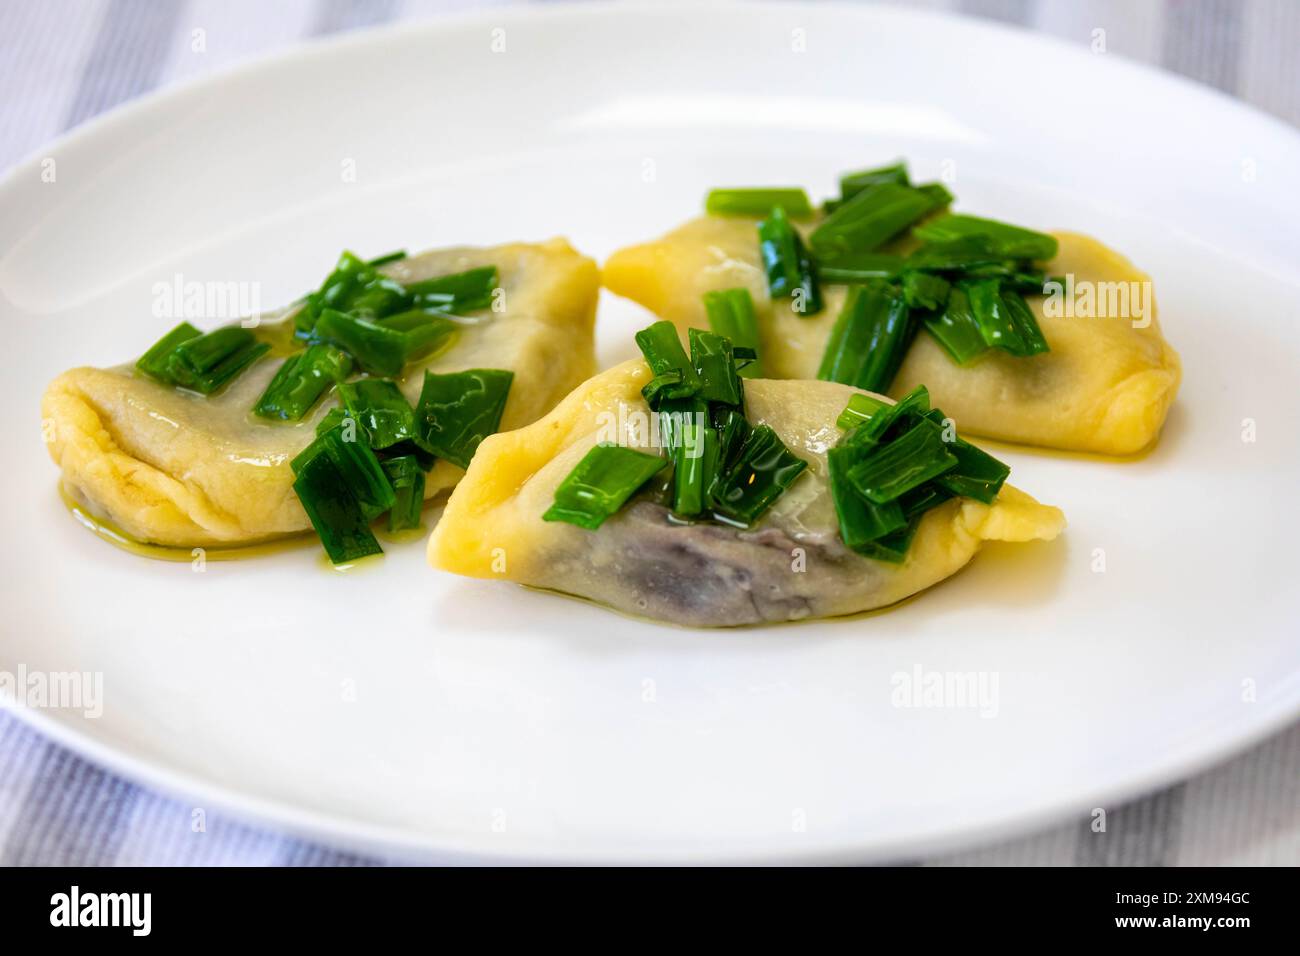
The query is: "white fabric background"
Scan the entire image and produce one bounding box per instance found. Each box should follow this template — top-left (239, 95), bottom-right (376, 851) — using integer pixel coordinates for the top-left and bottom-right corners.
top-left (1, 0), bottom-right (1296, 865)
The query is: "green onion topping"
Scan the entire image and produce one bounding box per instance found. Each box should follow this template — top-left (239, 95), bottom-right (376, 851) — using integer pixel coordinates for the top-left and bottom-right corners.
top-left (543, 443), bottom-right (667, 530)
top-left (146, 325), bottom-right (269, 394)
top-left (758, 206), bottom-right (823, 316)
top-left (827, 385), bottom-right (1010, 561)
top-left (414, 368), bottom-right (514, 470)
top-left (702, 288), bottom-right (764, 378)
top-left (382, 455), bottom-right (426, 532)
top-left (706, 188), bottom-right (813, 218)
top-left (253, 344), bottom-right (353, 421)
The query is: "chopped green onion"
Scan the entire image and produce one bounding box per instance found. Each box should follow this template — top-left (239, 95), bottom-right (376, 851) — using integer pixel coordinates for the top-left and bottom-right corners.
top-left (932, 432), bottom-right (1010, 504)
top-left (816, 281), bottom-right (914, 394)
top-left (136, 322), bottom-right (201, 383)
top-left (758, 206), bottom-right (823, 316)
top-left (999, 287), bottom-right (1051, 355)
top-left (253, 344), bottom-right (353, 421)
top-left (902, 270), bottom-right (951, 311)
top-left (842, 385), bottom-right (931, 451)
top-left (382, 455), bottom-right (426, 532)
top-left (413, 368), bottom-right (513, 470)
top-left (689, 328), bottom-right (743, 407)
top-left (839, 162), bottom-right (910, 198)
top-left (635, 320), bottom-right (701, 406)
top-left (814, 251), bottom-right (905, 284)
top-left (291, 421), bottom-right (396, 521)
top-left (659, 397), bottom-right (710, 517)
top-left (337, 378), bottom-right (416, 450)
top-left (543, 443), bottom-right (667, 530)
top-left (912, 214), bottom-right (1058, 261)
top-left (835, 393), bottom-right (889, 430)
top-left (366, 250), bottom-right (407, 268)
top-left (164, 326), bottom-right (269, 394)
top-left (406, 265), bottom-right (499, 314)
top-left (809, 183), bottom-right (939, 260)
top-left (292, 452), bottom-right (383, 564)
top-left (314, 308), bottom-right (455, 377)
top-left (922, 285), bottom-right (988, 365)
top-left (914, 182), bottom-right (955, 209)
top-left (827, 446), bottom-right (906, 550)
top-left (852, 518), bottom-right (921, 564)
top-left (965, 279), bottom-right (1049, 357)
top-left (905, 236), bottom-right (1004, 273)
top-left (710, 424), bottom-right (807, 527)
top-left (702, 288), bottom-right (764, 378)
top-left (706, 188), bottom-right (813, 218)
top-left (846, 419), bottom-right (958, 504)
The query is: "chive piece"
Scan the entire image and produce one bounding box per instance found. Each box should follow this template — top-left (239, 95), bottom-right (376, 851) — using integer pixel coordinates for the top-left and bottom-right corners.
top-left (816, 281), bottom-right (914, 394)
top-left (316, 406), bottom-right (348, 437)
top-left (999, 287), bottom-right (1051, 355)
top-left (709, 406), bottom-right (751, 503)
top-left (966, 279), bottom-right (1050, 356)
top-left (366, 250), bottom-right (407, 268)
top-left (406, 265), bottom-right (499, 314)
top-left (165, 326), bottom-right (269, 394)
top-left (902, 271), bottom-right (951, 311)
top-left (291, 421), bottom-right (396, 521)
top-left (922, 285), bottom-right (988, 365)
top-left (912, 214), bottom-right (1058, 261)
top-left (299, 251), bottom-right (406, 332)
top-left (757, 206), bottom-right (823, 316)
top-left (382, 455), bottom-right (426, 532)
top-left (702, 288), bottom-right (764, 378)
top-left (835, 393), bottom-right (889, 430)
top-left (635, 320), bottom-right (701, 407)
top-left (842, 384), bottom-right (932, 451)
top-left (827, 446), bottom-right (906, 549)
top-left (706, 188), bottom-right (813, 218)
top-left (853, 517), bottom-right (921, 564)
top-left (136, 322), bottom-right (201, 382)
top-left (934, 438), bottom-right (1010, 504)
top-left (337, 378), bottom-right (416, 450)
top-left (293, 452), bottom-right (383, 564)
top-left (846, 421), bottom-right (959, 505)
top-left (898, 482), bottom-right (956, 521)
top-left (314, 308), bottom-right (454, 377)
top-left (689, 328), bottom-right (743, 408)
top-left (253, 345), bottom-right (353, 421)
top-left (839, 162), bottom-right (910, 199)
top-left (414, 368), bottom-right (513, 470)
top-left (809, 183), bottom-right (938, 260)
top-left (914, 182), bottom-right (955, 209)
top-left (710, 424), bottom-right (807, 527)
top-left (543, 443), bottom-right (667, 530)
top-left (905, 236), bottom-right (1003, 273)
top-left (815, 252), bottom-right (905, 284)
top-left (659, 397), bottom-right (710, 517)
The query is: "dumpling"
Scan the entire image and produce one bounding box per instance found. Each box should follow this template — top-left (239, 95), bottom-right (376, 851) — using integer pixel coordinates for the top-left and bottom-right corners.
top-left (428, 359), bottom-right (1065, 627)
top-left (44, 239), bottom-right (598, 548)
top-left (603, 215), bottom-right (1181, 455)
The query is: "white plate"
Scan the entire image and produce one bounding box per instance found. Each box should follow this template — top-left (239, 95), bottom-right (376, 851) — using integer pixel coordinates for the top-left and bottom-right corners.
top-left (2, 2), bottom-right (1298, 864)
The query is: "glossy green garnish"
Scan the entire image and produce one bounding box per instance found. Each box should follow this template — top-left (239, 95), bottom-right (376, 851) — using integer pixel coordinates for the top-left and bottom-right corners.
top-left (337, 378), bottom-right (417, 450)
top-left (543, 443), bottom-right (667, 530)
top-left (706, 188), bottom-right (813, 218)
top-left (828, 385), bottom-right (1010, 562)
top-left (414, 368), bottom-right (514, 470)
top-left (150, 326), bottom-right (269, 394)
top-left (809, 182), bottom-right (941, 260)
top-left (702, 289), bottom-right (763, 378)
top-left (253, 344), bottom-right (353, 421)
top-left (709, 422), bottom-right (807, 528)
top-left (817, 282), bottom-right (915, 395)
top-left (912, 214), bottom-right (1058, 261)
top-left (381, 455), bottom-right (426, 532)
top-left (313, 308), bottom-right (455, 378)
top-left (758, 206), bottom-right (823, 316)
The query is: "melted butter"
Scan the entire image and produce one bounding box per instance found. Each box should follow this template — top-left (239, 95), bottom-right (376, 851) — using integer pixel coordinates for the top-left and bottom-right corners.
top-left (60, 484), bottom-right (314, 563)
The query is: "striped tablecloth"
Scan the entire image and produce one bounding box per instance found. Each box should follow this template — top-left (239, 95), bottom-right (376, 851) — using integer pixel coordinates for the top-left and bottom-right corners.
top-left (2, 0), bottom-right (1296, 866)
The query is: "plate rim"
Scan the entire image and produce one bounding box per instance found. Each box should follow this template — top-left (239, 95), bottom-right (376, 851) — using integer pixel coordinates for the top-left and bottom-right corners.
top-left (3, 0), bottom-right (1299, 864)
